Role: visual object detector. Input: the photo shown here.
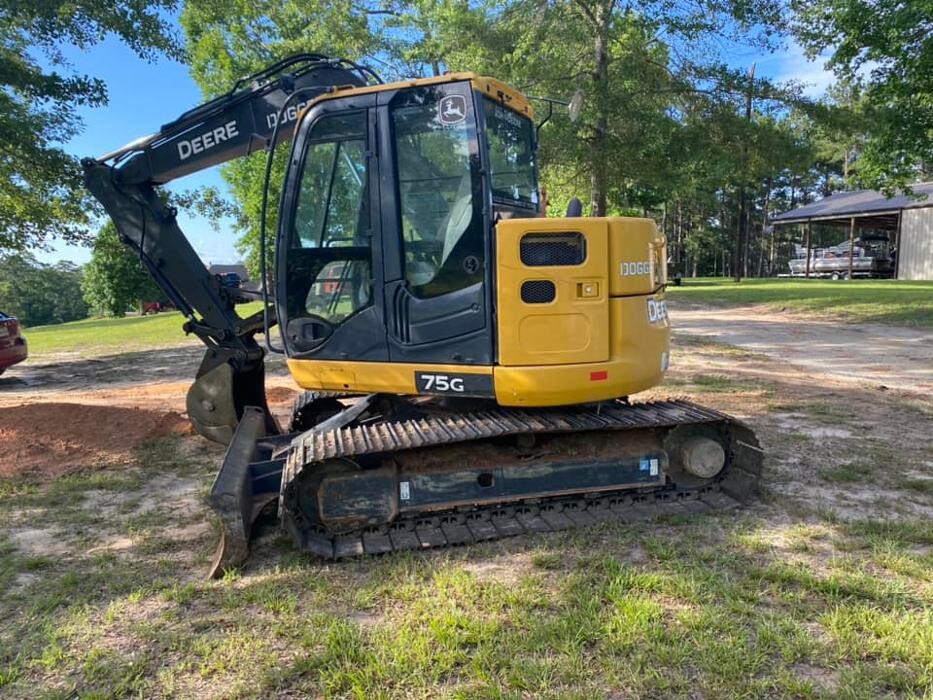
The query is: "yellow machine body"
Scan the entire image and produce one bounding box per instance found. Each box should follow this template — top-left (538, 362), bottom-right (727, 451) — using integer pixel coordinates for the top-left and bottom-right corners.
top-left (288, 217), bottom-right (669, 406)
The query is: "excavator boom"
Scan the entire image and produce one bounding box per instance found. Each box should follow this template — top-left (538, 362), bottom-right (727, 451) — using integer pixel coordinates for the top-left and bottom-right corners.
top-left (83, 55), bottom-right (380, 442)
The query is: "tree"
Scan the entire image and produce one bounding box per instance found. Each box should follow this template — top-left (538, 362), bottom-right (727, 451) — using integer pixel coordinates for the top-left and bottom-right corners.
top-left (82, 222), bottom-right (161, 316)
top-left (181, 0), bottom-right (383, 278)
top-left (812, 81), bottom-right (870, 187)
top-left (0, 0), bottom-right (181, 252)
top-left (0, 254), bottom-right (87, 327)
top-left (791, 0), bottom-right (933, 191)
top-left (403, 1), bottom-right (789, 212)
top-left (180, 0), bottom-right (829, 280)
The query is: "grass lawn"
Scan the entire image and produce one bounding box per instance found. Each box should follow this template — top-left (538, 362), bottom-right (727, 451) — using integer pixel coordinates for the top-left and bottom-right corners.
top-left (23, 303), bottom-right (265, 358)
top-left (1, 339), bottom-right (930, 698)
top-left (667, 278), bottom-right (933, 327)
top-left (1, 431), bottom-right (930, 698)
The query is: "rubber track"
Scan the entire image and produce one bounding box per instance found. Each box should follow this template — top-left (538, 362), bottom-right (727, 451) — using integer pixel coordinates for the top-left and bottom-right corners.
top-left (281, 399), bottom-right (763, 559)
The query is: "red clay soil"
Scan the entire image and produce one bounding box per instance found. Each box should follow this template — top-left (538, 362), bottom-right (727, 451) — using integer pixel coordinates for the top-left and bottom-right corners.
top-left (0, 403), bottom-right (191, 477)
top-left (265, 386), bottom-right (299, 404)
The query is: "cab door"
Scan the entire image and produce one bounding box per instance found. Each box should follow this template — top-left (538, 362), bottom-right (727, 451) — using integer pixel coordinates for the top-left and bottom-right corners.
top-left (277, 98), bottom-right (388, 361)
top-left (377, 82), bottom-right (494, 366)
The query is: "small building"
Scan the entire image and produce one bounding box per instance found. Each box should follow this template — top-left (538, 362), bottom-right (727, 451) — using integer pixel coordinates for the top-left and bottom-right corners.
top-left (770, 182), bottom-right (933, 280)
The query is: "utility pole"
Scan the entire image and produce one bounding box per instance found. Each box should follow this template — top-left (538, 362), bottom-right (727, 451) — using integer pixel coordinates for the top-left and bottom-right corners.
top-left (733, 63), bottom-right (756, 282)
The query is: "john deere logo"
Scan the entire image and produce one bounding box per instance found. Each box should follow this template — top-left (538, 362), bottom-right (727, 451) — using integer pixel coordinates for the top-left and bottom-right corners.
top-left (438, 95), bottom-right (466, 125)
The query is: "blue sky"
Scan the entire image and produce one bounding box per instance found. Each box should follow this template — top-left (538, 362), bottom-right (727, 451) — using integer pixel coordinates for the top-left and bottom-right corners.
top-left (38, 17), bottom-right (835, 266)
top-left (38, 35), bottom-right (241, 266)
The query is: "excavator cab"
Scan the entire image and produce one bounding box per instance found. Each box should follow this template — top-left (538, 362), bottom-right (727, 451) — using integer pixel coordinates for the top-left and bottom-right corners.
top-left (276, 73), bottom-right (672, 407)
top-left (277, 77), bottom-right (534, 372)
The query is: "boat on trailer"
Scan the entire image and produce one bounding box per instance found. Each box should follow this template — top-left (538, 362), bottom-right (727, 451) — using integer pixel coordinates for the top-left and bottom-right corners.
top-left (788, 236), bottom-right (894, 279)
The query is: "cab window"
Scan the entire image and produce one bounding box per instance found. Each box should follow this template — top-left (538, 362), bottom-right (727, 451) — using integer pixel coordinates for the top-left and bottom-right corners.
top-left (484, 98), bottom-right (538, 208)
top-left (288, 111), bottom-right (372, 327)
top-left (292, 112), bottom-right (369, 249)
top-left (391, 86), bottom-right (483, 298)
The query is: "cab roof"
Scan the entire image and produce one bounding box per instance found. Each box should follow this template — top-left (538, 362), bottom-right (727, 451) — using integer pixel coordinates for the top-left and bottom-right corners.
top-left (311, 72), bottom-right (533, 119)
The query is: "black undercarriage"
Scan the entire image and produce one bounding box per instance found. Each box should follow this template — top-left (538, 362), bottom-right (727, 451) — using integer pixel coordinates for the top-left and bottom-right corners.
top-left (208, 394), bottom-right (762, 577)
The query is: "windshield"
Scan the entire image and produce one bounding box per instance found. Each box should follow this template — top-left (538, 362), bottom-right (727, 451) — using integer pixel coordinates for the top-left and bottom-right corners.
top-left (484, 98), bottom-right (537, 208)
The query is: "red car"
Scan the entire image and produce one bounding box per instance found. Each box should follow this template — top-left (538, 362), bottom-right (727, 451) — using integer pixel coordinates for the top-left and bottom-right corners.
top-left (0, 311), bottom-right (27, 374)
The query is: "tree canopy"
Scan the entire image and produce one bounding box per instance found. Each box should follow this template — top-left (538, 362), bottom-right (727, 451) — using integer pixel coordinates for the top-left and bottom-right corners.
top-left (0, 0), bottom-right (181, 252)
top-left (81, 222), bottom-right (161, 316)
top-left (791, 0), bottom-right (933, 192)
top-left (0, 253), bottom-right (87, 327)
top-left (181, 0), bottom-right (823, 279)
top-left (7, 0), bottom-right (923, 283)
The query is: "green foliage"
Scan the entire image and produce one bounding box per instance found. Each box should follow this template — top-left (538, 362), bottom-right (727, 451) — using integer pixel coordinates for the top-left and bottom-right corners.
top-left (791, 0), bottom-right (933, 192)
top-left (81, 222), bottom-right (162, 316)
top-left (181, 0), bottom-right (381, 279)
top-left (0, 253), bottom-right (87, 327)
top-left (180, 0), bottom-right (811, 275)
top-left (379, 0), bottom-right (794, 218)
top-left (175, 0), bottom-right (923, 280)
top-left (0, 0), bottom-right (181, 251)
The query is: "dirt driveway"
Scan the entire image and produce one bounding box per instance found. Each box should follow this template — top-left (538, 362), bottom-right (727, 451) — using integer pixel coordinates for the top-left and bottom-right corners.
top-left (671, 305), bottom-right (932, 394)
top-left (0, 345), bottom-right (297, 415)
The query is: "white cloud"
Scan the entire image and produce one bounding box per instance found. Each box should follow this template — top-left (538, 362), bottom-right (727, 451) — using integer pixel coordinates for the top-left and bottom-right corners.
top-left (759, 40), bottom-right (837, 98)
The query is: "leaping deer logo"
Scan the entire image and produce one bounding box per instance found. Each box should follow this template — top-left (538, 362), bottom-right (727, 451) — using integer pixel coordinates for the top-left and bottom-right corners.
top-left (438, 95), bottom-right (466, 125)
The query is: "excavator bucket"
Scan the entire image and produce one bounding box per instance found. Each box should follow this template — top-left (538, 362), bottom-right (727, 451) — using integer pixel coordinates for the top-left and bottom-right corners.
top-left (207, 406), bottom-right (287, 578)
top-left (186, 352), bottom-right (279, 445)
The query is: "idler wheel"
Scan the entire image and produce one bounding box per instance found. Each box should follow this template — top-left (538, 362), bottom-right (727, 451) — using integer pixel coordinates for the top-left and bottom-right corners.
top-left (663, 425), bottom-right (728, 486)
top-left (680, 436), bottom-right (726, 479)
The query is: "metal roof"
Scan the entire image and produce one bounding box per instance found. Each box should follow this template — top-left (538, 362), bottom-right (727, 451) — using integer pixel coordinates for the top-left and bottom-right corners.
top-left (770, 182), bottom-right (933, 225)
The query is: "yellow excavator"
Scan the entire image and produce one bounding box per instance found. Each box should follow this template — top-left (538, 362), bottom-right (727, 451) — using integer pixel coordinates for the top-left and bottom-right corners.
top-left (83, 54), bottom-right (761, 576)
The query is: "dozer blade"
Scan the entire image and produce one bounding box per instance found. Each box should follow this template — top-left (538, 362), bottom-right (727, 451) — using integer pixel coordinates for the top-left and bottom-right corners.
top-left (207, 406), bottom-right (286, 578)
top-left (206, 397), bottom-right (378, 577)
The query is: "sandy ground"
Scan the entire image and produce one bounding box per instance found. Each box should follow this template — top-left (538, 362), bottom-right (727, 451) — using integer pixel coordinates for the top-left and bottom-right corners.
top-left (670, 305), bottom-right (933, 394)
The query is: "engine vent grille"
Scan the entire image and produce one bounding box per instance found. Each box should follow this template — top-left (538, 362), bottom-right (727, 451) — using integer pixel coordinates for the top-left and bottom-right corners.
top-left (520, 233), bottom-right (586, 266)
top-left (521, 280), bottom-right (556, 303)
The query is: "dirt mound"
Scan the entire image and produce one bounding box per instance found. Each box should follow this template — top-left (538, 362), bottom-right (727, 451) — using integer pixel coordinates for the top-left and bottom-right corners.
top-left (0, 403), bottom-right (191, 477)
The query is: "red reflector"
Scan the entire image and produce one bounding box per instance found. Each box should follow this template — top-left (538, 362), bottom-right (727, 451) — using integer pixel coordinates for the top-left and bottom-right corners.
top-left (590, 370), bottom-right (608, 381)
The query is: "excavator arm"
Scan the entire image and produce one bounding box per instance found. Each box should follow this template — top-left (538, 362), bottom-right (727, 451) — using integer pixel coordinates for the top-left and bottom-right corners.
top-left (82, 54), bottom-right (380, 443)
